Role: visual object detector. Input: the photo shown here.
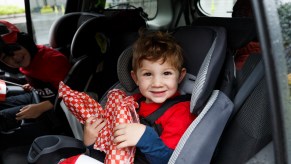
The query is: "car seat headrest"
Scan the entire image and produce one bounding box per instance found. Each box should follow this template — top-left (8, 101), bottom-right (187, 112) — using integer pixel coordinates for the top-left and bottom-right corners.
top-left (173, 26), bottom-right (227, 113)
top-left (70, 10), bottom-right (146, 62)
top-left (49, 12), bottom-right (103, 58)
top-left (117, 47), bottom-right (200, 94)
top-left (179, 73), bottom-right (196, 95)
top-left (117, 47), bottom-right (137, 92)
top-left (192, 17), bottom-right (256, 49)
top-left (117, 47), bottom-right (197, 94)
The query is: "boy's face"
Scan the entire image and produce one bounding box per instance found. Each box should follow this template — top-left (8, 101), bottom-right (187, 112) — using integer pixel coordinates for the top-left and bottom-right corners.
top-left (131, 59), bottom-right (186, 104)
top-left (0, 45), bottom-right (31, 68)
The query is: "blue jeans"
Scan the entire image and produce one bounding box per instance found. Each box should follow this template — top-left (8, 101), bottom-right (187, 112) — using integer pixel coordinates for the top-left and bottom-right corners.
top-left (0, 92), bottom-right (55, 150)
top-left (0, 92), bottom-right (36, 132)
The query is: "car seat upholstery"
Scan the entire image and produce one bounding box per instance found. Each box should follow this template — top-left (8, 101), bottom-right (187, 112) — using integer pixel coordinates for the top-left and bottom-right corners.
top-left (191, 17), bottom-right (271, 163)
top-left (80, 8), bottom-right (147, 98)
top-left (49, 12), bottom-right (103, 57)
top-left (192, 17), bottom-right (257, 51)
top-left (168, 26), bottom-right (235, 164)
top-left (211, 54), bottom-right (272, 164)
top-left (53, 9), bottom-right (147, 136)
top-left (46, 13), bottom-right (106, 133)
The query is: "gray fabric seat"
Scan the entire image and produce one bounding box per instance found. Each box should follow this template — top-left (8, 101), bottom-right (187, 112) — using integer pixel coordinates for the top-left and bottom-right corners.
top-left (211, 54), bottom-right (272, 164)
top-left (168, 26), bottom-right (234, 164)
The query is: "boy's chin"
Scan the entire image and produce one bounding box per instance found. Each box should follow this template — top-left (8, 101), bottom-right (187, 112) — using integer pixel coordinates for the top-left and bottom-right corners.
top-left (146, 97), bottom-right (168, 104)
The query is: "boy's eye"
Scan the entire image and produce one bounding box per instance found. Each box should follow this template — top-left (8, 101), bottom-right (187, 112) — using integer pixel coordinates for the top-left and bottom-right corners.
top-left (164, 71), bottom-right (172, 75)
top-left (143, 72), bottom-right (151, 76)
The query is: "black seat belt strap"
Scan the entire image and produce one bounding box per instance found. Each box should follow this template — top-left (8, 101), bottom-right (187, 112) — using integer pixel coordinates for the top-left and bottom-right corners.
top-left (145, 94), bottom-right (191, 125)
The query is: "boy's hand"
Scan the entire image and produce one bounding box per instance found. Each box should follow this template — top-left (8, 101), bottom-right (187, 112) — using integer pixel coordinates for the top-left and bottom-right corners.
top-left (22, 83), bottom-right (33, 92)
top-left (83, 116), bottom-right (106, 146)
top-left (113, 123), bottom-right (146, 149)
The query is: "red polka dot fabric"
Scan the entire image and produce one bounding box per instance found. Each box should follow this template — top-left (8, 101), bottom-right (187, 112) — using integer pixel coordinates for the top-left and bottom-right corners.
top-left (58, 81), bottom-right (139, 163)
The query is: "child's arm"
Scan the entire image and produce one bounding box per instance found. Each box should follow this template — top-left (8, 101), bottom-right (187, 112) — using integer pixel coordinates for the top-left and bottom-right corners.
top-left (113, 124), bottom-right (173, 163)
top-left (16, 100), bottom-right (54, 120)
top-left (136, 126), bottom-right (174, 163)
top-left (83, 116), bottom-right (107, 146)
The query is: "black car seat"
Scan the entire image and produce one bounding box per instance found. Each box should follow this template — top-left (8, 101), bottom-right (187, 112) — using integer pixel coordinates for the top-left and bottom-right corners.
top-left (81, 8), bottom-right (148, 98)
top-left (27, 25), bottom-right (234, 164)
top-left (48, 12), bottom-right (103, 58)
top-left (192, 17), bottom-right (257, 52)
top-left (52, 8), bottom-right (147, 137)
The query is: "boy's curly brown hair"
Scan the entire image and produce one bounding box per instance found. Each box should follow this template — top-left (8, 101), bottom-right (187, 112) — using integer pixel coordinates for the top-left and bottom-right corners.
top-left (132, 30), bottom-right (184, 73)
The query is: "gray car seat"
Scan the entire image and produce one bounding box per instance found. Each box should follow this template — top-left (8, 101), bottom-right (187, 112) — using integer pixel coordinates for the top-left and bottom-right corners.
top-left (27, 25), bottom-right (233, 164)
top-left (191, 16), bottom-right (270, 164)
top-left (167, 26), bottom-right (235, 164)
top-left (211, 54), bottom-right (271, 164)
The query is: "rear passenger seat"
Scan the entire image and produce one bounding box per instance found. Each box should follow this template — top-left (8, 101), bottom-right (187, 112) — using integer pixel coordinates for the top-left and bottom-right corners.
top-left (211, 54), bottom-right (271, 164)
top-left (191, 16), bottom-right (271, 164)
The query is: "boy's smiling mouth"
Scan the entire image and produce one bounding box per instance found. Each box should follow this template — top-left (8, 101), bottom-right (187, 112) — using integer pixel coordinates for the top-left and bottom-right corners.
top-left (151, 90), bottom-right (166, 96)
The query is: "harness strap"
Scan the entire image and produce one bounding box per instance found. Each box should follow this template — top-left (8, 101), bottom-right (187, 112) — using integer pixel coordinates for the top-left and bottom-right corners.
top-left (145, 94), bottom-right (191, 125)
top-left (137, 94), bottom-right (191, 136)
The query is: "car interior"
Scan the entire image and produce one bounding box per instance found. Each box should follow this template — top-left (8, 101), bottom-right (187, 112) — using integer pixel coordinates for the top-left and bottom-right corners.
top-left (0, 0), bottom-right (290, 163)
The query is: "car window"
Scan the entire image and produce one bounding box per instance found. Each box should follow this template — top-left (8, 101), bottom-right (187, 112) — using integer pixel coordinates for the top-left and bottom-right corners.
top-left (104, 0), bottom-right (157, 19)
top-left (0, 0), bottom-right (67, 45)
top-left (277, 0), bottom-right (291, 99)
top-left (30, 0), bottom-right (67, 44)
top-left (197, 0), bottom-right (234, 17)
top-left (0, 0), bottom-right (26, 31)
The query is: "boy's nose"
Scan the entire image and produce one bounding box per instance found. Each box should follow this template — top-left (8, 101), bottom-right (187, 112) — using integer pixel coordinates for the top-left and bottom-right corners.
top-left (152, 76), bottom-right (162, 86)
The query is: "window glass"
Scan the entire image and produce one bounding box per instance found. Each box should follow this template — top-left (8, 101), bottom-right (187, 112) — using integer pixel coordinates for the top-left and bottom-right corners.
top-left (104, 0), bottom-right (157, 19)
top-left (0, 0), bottom-right (66, 45)
top-left (30, 0), bottom-right (67, 44)
top-left (198, 0), bottom-right (234, 17)
top-left (276, 0), bottom-right (291, 98)
top-left (0, 0), bottom-right (26, 32)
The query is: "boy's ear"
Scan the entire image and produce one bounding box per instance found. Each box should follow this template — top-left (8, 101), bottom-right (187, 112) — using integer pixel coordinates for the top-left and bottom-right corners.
top-left (178, 68), bottom-right (186, 83)
top-left (131, 70), bottom-right (138, 85)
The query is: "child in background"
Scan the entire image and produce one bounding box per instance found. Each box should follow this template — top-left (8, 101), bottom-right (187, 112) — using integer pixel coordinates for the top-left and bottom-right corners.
top-left (0, 20), bottom-right (71, 148)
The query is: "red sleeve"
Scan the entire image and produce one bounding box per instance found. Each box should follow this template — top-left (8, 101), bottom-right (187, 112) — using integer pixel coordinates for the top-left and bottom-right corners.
top-left (45, 49), bottom-right (71, 89)
top-left (156, 101), bottom-right (196, 149)
top-left (235, 41), bottom-right (261, 70)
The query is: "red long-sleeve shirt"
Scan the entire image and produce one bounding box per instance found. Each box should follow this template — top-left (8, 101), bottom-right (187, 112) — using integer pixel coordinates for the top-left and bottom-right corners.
top-left (134, 93), bottom-right (196, 149)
